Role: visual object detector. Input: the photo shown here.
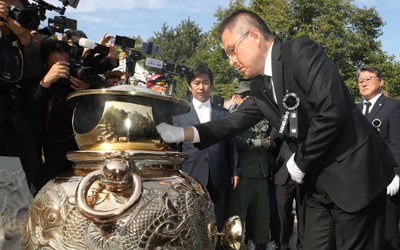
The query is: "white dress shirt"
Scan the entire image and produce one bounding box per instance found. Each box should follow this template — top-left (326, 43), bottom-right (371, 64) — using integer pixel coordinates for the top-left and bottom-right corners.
top-left (192, 98), bottom-right (211, 123)
top-left (264, 41), bottom-right (278, 103)
top-left (362, 93), bottom-right (382, 115)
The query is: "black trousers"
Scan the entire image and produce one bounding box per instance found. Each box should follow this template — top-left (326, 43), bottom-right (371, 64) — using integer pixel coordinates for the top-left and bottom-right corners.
top-left (385, 195), bottom-right (400, 250)
top-left (206, 180), bottom-right (230, 231)
top-left (304, 190), bottom-right (386, 250)
top-left (229, 177), bottom-right (270, 244)
top-left (275, 179), bottom-right (305, 250)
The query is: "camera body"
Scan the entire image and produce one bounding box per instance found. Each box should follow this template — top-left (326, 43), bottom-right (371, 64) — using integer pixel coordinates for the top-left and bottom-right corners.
top-left (69, 59), bottom-right (99, 84)
top-left (48, 16), bottom-right (77, 33)
top-left (67, 42), bottom-right (115, 87)
top-left (115, 35), bottom-right (135, 49)
top-left (8, 5), bottom-right (41, 30)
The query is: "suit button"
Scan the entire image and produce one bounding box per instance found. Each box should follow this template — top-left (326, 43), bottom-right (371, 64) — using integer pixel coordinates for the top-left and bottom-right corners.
top-left (263, 88), bottom-right (267, 93)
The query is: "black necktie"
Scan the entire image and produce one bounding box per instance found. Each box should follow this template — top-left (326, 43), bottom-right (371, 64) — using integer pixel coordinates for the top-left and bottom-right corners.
top-left (364, 101), bottom-right (371, 118)
top-left (263, 75), bottom-right (274, 102)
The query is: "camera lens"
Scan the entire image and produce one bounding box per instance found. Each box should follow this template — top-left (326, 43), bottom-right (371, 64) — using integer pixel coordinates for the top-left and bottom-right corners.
top-left (9, 6), bottom-right (40, 30)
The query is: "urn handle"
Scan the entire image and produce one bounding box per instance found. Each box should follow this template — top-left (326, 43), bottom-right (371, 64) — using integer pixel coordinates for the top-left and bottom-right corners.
top-left (76, 158), bottom-right (142, 223)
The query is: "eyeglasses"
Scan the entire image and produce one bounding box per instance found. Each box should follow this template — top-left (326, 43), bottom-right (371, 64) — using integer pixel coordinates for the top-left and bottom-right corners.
top-left (225, 31), bottom-right (250, 58)
top-left (358, 76), bottom-right (380, 85)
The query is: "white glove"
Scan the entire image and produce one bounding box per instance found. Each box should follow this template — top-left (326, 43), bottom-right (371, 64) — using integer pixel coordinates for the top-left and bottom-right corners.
top-left (286, 153), bottom-right (305, 184)
top-left (156, 122), bottom-right (184, 143)
top-left (386, 175), bottom-right (400, 196)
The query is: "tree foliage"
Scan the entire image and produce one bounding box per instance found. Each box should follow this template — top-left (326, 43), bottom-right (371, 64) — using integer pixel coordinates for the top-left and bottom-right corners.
top-left (250, 0), bottom-right (400, 99)
top-left (146, 0), bottom-right (400, 101)
top-left (147, 19), bottom-right (205, 99)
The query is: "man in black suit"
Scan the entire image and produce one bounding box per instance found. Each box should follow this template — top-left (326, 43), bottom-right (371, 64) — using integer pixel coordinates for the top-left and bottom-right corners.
top-left (157, 9), bottom-right (395, 249)
top-left (357, 66), bottom-right (400, 250)
top-left (272, 139), bottom-right (305, 250)
top-left (172, 64), bottom-right (240, 232)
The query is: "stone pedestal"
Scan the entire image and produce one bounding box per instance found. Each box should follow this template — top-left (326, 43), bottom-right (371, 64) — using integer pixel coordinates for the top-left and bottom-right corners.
top-left (0, 156), bottom-right (33, 250)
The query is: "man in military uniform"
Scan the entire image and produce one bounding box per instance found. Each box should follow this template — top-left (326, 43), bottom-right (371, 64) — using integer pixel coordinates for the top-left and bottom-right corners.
top-left (228, 80), bottom-right (276, 250)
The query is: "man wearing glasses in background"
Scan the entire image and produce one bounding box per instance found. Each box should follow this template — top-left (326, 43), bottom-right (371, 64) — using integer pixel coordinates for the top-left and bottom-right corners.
top-left (357, 66), bottom-right (400, 250)
top-left (157, 9), bottom-right (396, 249)
top-left (171, 64), bottom-right (239, 249)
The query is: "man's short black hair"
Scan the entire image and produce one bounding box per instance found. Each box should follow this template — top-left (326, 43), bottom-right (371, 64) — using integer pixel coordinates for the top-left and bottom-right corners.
top-left (186, 64), bottom-right (213, 85)
top-left (218, 9), bottom-right (273, 41)
top-left (357, 66), bottom-right (383, 80)
top-left (41, 39), bottom-right (71, 65)
top-left (65, 29), bottom-right (87, 39)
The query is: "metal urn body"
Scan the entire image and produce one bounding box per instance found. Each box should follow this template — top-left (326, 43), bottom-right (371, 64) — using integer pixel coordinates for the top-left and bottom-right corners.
top-left (23, 86), bottom-right (241, 250)
top-left (24, 151), bottom-right (217, 250)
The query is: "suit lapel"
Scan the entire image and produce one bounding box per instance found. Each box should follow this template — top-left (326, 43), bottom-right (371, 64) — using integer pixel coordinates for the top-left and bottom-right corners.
top-left (189, 102), bottom-right (201, 124)
top-left (211, 103), bottom-right (218, 121)
top-left (356, 102), bottom-right (363, 112)
top-left (271, 40), bottom-right (285, 114)
top-left (369, 95), bottom-right (385, 119)
top-left (250, 75), bottom-right (281, 126)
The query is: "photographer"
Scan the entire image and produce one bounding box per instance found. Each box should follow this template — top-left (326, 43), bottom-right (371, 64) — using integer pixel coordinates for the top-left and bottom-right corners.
top-left (33, 39), bottom-right (90, 190)
top-left (0, 0), bottom-right (43, 189)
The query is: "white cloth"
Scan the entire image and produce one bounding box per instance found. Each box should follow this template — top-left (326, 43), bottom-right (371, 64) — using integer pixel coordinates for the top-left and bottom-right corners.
top-left (192, 127), bottom-right (200, 143)
top-left (192, 98), bottom-right (211, 123)
top-left (387, 175), bottom-right (400, 196)
top-left (156, 122), bottom-right (184, 143)
top-left (286, 153), bottom-right (305, 183)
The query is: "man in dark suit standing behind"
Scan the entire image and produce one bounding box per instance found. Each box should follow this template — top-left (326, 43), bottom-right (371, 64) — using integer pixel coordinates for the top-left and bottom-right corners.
top-left (157, 9), bottom-right (395, 249)
top-left (172, 64), bottom-right (240, 233)
top-left (357, 66), bottom-right (400, 250)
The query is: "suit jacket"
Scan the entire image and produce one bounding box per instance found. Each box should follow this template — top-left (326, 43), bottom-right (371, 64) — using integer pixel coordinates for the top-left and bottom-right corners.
top-left (172, 102), bottom-right (239, 189)
top-left (194, 38), bottom-right (394, 212)
top-left (358, 95), bottom-right (400, 174)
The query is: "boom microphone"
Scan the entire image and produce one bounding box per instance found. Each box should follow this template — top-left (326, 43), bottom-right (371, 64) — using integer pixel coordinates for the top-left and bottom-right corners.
top-left (77, 38), bottom-right (109, 55)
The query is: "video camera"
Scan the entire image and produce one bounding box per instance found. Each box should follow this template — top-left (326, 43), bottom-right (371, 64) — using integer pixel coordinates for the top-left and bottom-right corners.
top-left (113, 35), bottom-right (160, 78)
top-left (68, 38), bottom-right (113, 85)
top-left (47, 15), bottom-right (77, 33)
top-left (144, 57), bottom-right (192, 95)
top-left (114, 35), bottom-right (160, 57)
top-left (144, 57), bottom-right (192, 77)
top-left (5, 0), bottom-right (79, 30)
top-left (7, 4), bottom-right (40, 30)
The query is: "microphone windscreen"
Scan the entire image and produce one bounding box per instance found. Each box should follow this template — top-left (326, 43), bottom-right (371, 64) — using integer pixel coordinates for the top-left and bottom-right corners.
top-left (78, 38), bottom-right (97, 49)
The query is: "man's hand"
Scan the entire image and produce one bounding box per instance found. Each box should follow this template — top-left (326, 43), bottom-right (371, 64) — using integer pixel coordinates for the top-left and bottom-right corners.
top-left (0, 0), bottom-right (32, 45)
top-left (40, 61), bottom-right (70, 88)
top-left (387, 175), bottom-right (400, 196)
top-left (5, 17), bottom-right (31, 44)
top-left (231, 176), bottom-right (240, 190)
top-left (70, 76), bottom-right (90, 91)
top-left (261, 136), bottom-right (276, 150)
top-left (156, 122), bottom-right (184, 143)
top-left (0, 1), bottom-right (9, 21)
top-left (99, 33), bottom-right (118, 61)
top-left (286, 153), bottom-right (305, 184)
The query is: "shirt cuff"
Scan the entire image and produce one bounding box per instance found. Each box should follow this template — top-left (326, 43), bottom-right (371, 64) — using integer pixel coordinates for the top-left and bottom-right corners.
top-left (192, 126), bottom-right (200, 143)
